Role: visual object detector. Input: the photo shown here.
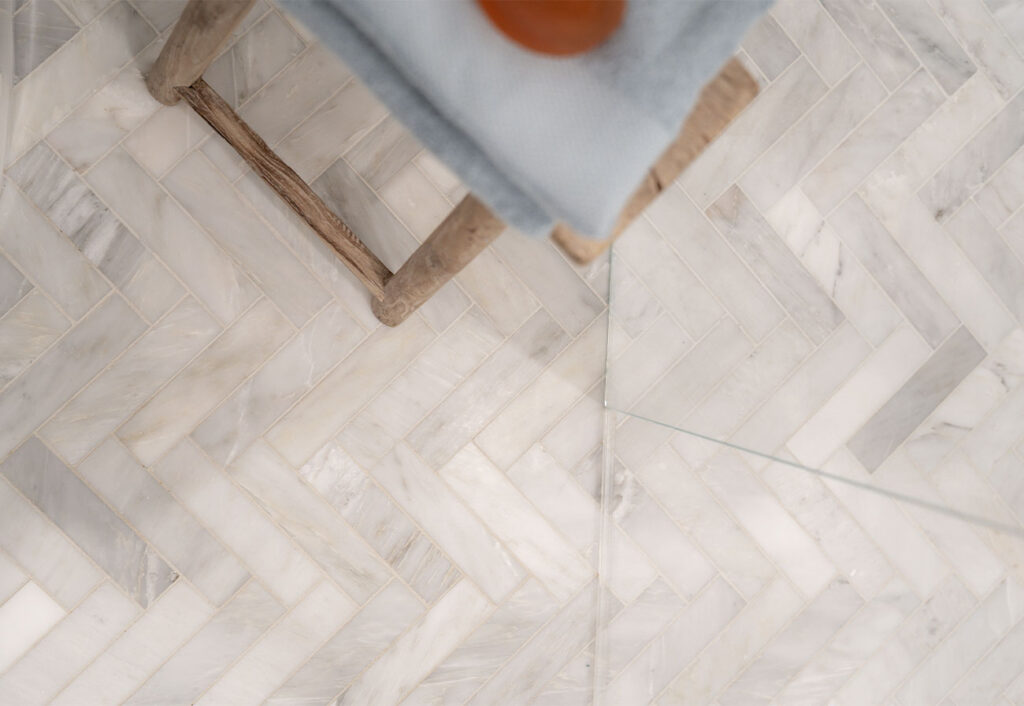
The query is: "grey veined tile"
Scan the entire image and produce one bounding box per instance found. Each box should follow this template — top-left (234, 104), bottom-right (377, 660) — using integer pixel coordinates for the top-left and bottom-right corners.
top-left (878, 0), bottom-right (976, 94)
top-left (820, 0), bottom-right (919, 90)
top-left (12, 0), bottom-right (78, 83)
top-left (0, 437), bottom-right (177, 607)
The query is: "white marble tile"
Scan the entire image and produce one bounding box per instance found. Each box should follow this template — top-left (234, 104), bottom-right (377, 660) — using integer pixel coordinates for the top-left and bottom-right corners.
top-left (661, 578), bottom-right (804, 705)
top-left (947, 603), bottom-right (1024, 702)
top-left (803, 69), bottom-right (945, 214)
top-left (118, 299), bottom-right (291, 465)
top-left (77, 439), bottom-right (249, 606)
top-left (0, 478), bottom-right (102, 609)
top-left (50, 581), bottom-right (215, 706)
top-left (0, 582), bottom-right (139, 705)
top-left (267, 314), bottom-right (434, 466)
top-left (646, 186), bottom-right (783, 341)
top-left (118, 251), bottom-right (184, 323)
top-left (0, 581), bottom-right (65, 674)
top-left (163, 151), bottom-right (330, 326)
top-left (344, 115), bottom-right (421, 190)
top-left (606, 577), bottom-right (744, 705)
top-left (878, 0), bottom-right (977, 94)
top-left (378, 161), bottom-right (452, 242)
top-left (0, 551), bottom-right (27, 605)
top-left (40, 297), bottom-right (219, 464)
top-left (124, 581), bottom-right (283, 706)
top-left (788, 325), bottom-right (932, 467)
top-left (770, 0), bottom-right (859, 85)
top-left (0, 294), bottom-right (144, 458)
top-left (0, 289), bottom-right (68, 388)
top-left (228, 440), bottom-right (391, 604)
top-left (929, 0), bottom-right (1024, 98)
top-left (338, 580), bottom-right (491, 705)
top-left (123, 101), bottom-right (213, 179)
top-left (741, 14), bottom-right (799, 82)
top-left (87, 148), bottom-right (260, 324)
top-left (0, 179), bottom-right (109, 319)
top-left (415, 150), bottom-right (467, 204)
top-left (740, 64), bottom-right (887, 213)
top-left (454, 246), bottom-right (540, 337)
top-left (821, 448), bottom-right (951, 598)
top-left (269, 580), bottom-right (423, 704)
top-left (441, 444), bottom-right (591, 601)
top-left (679, 58), bottom-right (828, 208)
top-left (606, 312), bottom-right (693, 412)
top-left (152, 440), bottom-right (321, 607)
top-left (974, 147), bottom-right (1024, 227)
top-left (8, 1), bottom-right (155, 159)
top-left (197, 581), bottom-right (356, 706)
top-left (406, 309), bottom-right (567, 467)
top-left (819, 0), bottom-right (919, 90)
top-left (192, 302), bottom-right (365, 466)
top-left (371, 443), bottom-right (524, 602)
top-left (542, 386), bottom-right (603, 472)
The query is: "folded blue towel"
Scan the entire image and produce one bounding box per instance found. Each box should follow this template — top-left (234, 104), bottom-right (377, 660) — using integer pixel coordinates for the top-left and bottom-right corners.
top-left (281, 0), bottom-right (770, 238)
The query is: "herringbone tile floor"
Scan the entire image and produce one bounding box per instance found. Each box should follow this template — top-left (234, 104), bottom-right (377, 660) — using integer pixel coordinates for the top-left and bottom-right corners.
top-left (0, 0), bottom-right (1022, 704)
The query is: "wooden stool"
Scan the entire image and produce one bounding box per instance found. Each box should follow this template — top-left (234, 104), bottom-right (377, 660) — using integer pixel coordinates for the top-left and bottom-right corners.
top-left (146, 0), bottom-right (758, 326)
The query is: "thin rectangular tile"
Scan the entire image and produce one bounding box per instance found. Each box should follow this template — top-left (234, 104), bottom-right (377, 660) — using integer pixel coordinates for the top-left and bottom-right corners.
top-left (469, 581), bottom-right (608, 705)
top-left (822, 449), bottom-right (951, 598)
top-left (819, 0), bottom-right (918, 89)
top-left (9, 1), bottom-right (155, 158)
top-left (929, 0), bottom-right (1024, 98)
top-left (632, 445), bottom-right (775, 600)
top-left (830, 194), bottom-right (957, 347)
top-left (402, 579), bottom-right (560, 706)
top-left (40, 297), bottom-right (220, 464)
top-left (740, 15), bottom-right (799, 81)
top-left (78, 439), bottom-right (249, 605)
top-left (661, 578), bottom-right (804, 705)
top-left (492, 234), bottom-right (604, 337)
top-left (163, 152), bottom-right (330, 326)
top-left (0, 295), bottom-right (145, 458)
top-left (740, 64), bottom-right (887, 212)
top-left (615, 472), bottom-right (718, 599)
top-left (0, 551), bottom-right (27, 604)
top-left (0, 582), bottom-right (65, 675)
top-left (123, 101), bottom-right (214, 180)
top-left (50, 581), bottom-right (215, 706)
top-left (267, 314), bottom-right (434, 467)
top-left (0, 582), bottom-right (139, 706)
top-left (152, 440), bottom-right (322, 606)
top-left (118, 250), bottom-right (185, 324)
top-left (803, 69), bottom-right (945, 214)
top-left (339, 580), bottom-right (492, 705)
top-left (974, 147), bottom-right (1024, 227)
top-left (788, 325), bottom-right (932, 467)
top-left (477, 318), bottom-right (605, 469)
top-left (951, 604), bottom-right (1024, 704)
top-left (770, 0), bottom-right (859, 85)
top-left (1, 437), bottom-right (176, 606)
top-left (118, 298), bottom-right (292, 465)
top-left (542, 385), bottom-right (604, 471)
top-left (269, 581), bottom-right (423, 705)
top-left (192, 302), bottom-right (366, 466)
top-left (719, 579), bottom-right (863, 704)
top-left (862, 176), bottom-right (1016, 349)
top-left (848, 327), bottom-right (986, 470)
top-left (0, 479), bottom-right (102, 609)
top-left (345, 115), bottom-right (422, 190)
top-left (878, 0), bottom-right (976, 94)
top-left (12, 0), bottom-right (78, 82)
top-left (708, 186), bottom-right (845, 343)
top-left (919, 91), bottom-right (1024, 222)
top-left (0, 290), bottom-right (68, 388)
top-left (679, 57), bottom-right (827, 208)
top-left (0, 180), bottom-right (108, 319)
top-left (125, 581), bottom-right (283, 706)
top-left (441, 444), bottom-right (592, 601)
top-left (197, 582), bottom-right (356, 706)
top-left (945, 200), bottom-right (1024, 323)
top-left (371, 443), bottom-right (525, 602)
top-left (87, 148), bottom-right (260, 324)
top-left (605, 577), bottom-right (744, 705)
top-left (378, 162), bottom-right (454, 241)
top-left (762, 458), bottom-right (895, 599)
top-left (455, 248), bottom-right (541, 338)
top-left (228, 440), bottom-right (391, 604)
top-left (603, 579), bottom-right (685, 678)
top-left (646, 187), bottom-right (784, 341)
top-left (299, 441), bottom-right (459, 603)
top-left (0, 252), bottom-right (31, 317)
top-left (699, 450), bottom-right (836, 597)
top-left (406, 309), bottom-right (568, 467)
top-left (606, 313), bottom-right (693, 412)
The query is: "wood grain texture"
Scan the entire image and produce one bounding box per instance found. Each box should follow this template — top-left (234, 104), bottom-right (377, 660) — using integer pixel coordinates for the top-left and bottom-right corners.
top-left (551, 58), bottom-right (759, 264)
top-left (372, 195), bottom-right (504, 326)
top-left (146, 0), bottom-right (257, 105)
top-left (178, 79), bottom-right (392, 298)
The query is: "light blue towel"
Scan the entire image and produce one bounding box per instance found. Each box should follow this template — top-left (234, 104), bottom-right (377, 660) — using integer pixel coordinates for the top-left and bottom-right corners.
top-left (281, 0), bottom-right (771, 238)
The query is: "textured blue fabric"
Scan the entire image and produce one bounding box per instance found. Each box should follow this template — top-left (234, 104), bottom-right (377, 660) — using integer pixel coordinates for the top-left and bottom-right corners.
top-left (281, 0), bottom-right (771, 238)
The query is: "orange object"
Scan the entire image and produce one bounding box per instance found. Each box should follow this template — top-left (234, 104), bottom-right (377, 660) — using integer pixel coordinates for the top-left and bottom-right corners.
top-left (477, 0), bottom-right (627, 56)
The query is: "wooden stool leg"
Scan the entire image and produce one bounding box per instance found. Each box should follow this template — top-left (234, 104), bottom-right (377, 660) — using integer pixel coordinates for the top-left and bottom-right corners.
top-left (147, 0), bottom-right (256, 105)
top-left (372, 195), bottom-right (503, 326)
